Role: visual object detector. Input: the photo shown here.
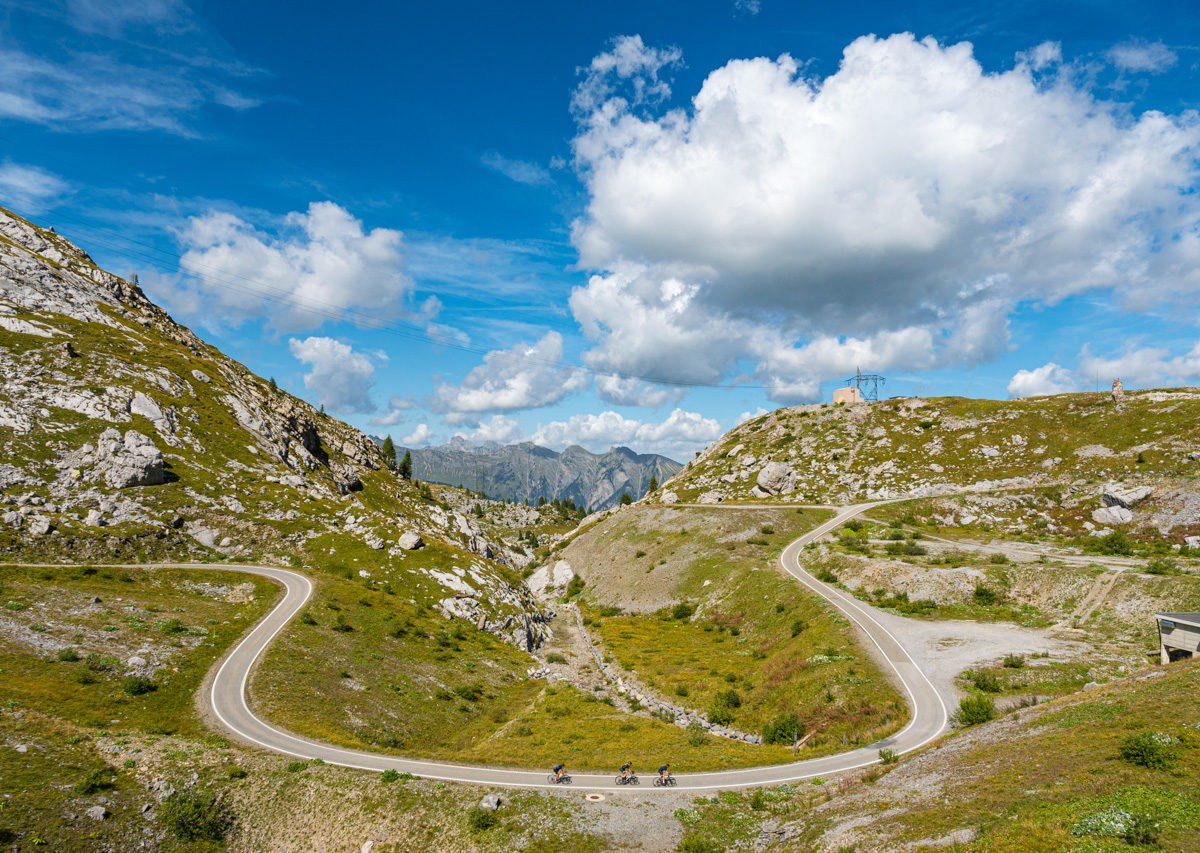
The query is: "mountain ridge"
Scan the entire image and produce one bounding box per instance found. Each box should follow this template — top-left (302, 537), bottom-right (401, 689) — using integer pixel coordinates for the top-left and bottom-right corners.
top-left (400, 438), bottom-right (682, 509)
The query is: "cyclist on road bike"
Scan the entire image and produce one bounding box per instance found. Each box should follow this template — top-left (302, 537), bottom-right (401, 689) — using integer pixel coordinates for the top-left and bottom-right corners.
top-left (619, 761), bottom-right (633, 781)
top-left (553, 763), bottom-right (566, 783)
top-left (658, 763), bottom-right (670, 783)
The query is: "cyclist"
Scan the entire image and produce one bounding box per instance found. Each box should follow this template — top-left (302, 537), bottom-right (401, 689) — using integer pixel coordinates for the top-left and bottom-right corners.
top-left (619, 761), bottom-right (633, 782)
top-left (553, 763), bottom-right (566, 783)
top-left (658, 762), bottom-right (670, 784)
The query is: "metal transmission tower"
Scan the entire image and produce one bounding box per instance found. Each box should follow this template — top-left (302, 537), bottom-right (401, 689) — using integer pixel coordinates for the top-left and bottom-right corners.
top-left (842, 368), bottom-right (886, 401)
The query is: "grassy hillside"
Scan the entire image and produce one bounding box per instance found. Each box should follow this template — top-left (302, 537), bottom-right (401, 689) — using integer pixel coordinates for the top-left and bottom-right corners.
top-left (662, 392), bottom-right (1200, 542)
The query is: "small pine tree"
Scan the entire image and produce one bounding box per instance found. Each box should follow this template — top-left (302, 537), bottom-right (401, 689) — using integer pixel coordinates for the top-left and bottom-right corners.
top-left (268, 377), bottom-right (277, 392)
top-left (619, 493), bottom-right (633, 506)
top-left (398, 449), bottom-right (413, 480)
top-left (381, 436), bottom-right (397, 470)
top-left (648, 475), bottom-right (658, 492)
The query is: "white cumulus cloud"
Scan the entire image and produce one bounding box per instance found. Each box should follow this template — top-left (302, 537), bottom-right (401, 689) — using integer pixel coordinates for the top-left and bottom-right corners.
top-left (1006, 362), bottom-right (1077, 398)
top-left (402, 423), bottom-right (434, 447)
top-left (568, 32), bottom-right (1200, 401)
top-left (172, 202), bottom-right (414, 333)
top-left (430, 331), bottom-right (588, 421)
top-left (288, 336), bottom-right (376, 414)
top-left (1077, 341), bottom-right (1200, 387)
top-left (594, 373), bottom-right (683, 407)
top-left (458, 414), bottom-right (524, 445)
top-left (532, 408), bottom-right (721, 458)
top-left (1109, 40), bottom-right (1176, 73)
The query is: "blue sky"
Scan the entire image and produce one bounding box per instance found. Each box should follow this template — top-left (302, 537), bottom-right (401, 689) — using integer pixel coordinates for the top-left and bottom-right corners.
top-left (3, 0), bottom-right (1200, 460)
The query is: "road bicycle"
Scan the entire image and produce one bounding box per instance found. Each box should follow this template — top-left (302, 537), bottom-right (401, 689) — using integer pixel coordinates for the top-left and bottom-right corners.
top-left (614, 772), bottom-right (639, 785)
top-left (547, 772), bottom-right (572, 785)
top-left (653, 773), bottom-right (676, 787)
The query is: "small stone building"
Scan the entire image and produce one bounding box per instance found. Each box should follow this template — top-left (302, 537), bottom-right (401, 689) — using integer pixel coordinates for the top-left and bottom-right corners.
top-left (1156, 612), bottom-right (1200, 663)
top-left (833, 386), bottom-right (862, 404)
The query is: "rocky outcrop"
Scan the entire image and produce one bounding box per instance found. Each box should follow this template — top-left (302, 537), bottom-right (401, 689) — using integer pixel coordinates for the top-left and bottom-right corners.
top-left (397, 531), bottom-right (424, 550)
top-left (753, 461), bottom-right (796, 496)
top-left (526, 560), bottom-right (575, 596)
top-left (82, 429), bottom-right (164, 489)
top-left (1092, 505), bottom-right (1133, 526)
top-left (1102, 483), bottom-right (1152, 509)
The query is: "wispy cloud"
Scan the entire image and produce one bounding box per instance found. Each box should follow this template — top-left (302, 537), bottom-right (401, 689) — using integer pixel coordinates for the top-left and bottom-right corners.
top-left (480, 151), bottom-right (552, 185)
top-left (1108, 39), bottom-right (1177, 73)
top-left (0, 160), bottom-right (70, 213)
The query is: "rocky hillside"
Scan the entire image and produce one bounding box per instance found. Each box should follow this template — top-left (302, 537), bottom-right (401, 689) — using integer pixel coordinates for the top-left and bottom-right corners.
top-left (401, 437), bottom-right (681, 509)
top-left (657, 392), bottom-right (1200, 544)
top-left (0, 205), bottom-right (551, 650)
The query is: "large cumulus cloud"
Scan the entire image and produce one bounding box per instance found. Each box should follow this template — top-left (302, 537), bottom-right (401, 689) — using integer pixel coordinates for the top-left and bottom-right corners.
top-left (568, 33), bottom-right (1200, 401)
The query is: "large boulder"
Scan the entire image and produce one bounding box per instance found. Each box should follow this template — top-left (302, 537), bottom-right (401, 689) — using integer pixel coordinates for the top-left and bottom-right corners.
top-left (1092, 505), bottom-right (1133, 526)
top-left (1101, 484), bottom-right (1152, 509)
top-left (92, 428), bottom-right (164, 488)
top-left (755, 461), bottom-right (796, 496)
top-left (660, 490), bottom-right (679, 505)
top-left (397, 531), bottom-right (424, 550)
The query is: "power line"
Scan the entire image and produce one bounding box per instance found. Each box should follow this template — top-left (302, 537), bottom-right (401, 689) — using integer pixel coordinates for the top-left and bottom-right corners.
top-left (44, 208), bottom-right (813, 394)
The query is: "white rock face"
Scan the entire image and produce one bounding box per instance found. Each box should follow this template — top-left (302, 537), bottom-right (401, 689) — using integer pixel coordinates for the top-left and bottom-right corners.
top-left (1092, 505), bottom-right (1133, 526)
top-left (660, 490), bottom-right (679, 505)
top-left (88, 428), bottom-right (164, 489)
top-left (1101, 484), bottom-right (1153, 509)
top-left (755, 461), bottom-right (796, 495)
top-left (526, 559), bottom-right (575, 594)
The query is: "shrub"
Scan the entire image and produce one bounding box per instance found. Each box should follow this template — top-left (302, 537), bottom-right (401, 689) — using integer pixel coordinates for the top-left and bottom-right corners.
top-left (762, 712), bottom-right (803, 745)
top-left (970, 671), bottom-right (1003, 693)
top-left (952, 693), bottom-right (996, 727)
top-left (565, 576), bottom-right (585, 598)
top-left (686, 720), bottom-right (706, 746)
top-left (790, 618), bottom-right (809, 637)
top-left (381, 769), bottom-right (400, 783)
top-left (466, 806), bottom-right (498, 833)
top-left (714, 689), bottom-right (741, 709)
top-left (775, 603), bottom-right (785, 613)
top-left (123, 676), bottom-right (157, 696)
top-left (988, 552), bottom-right (1010, 565)
top-left (1094, 530), bottom-right (1133, 556)
top-left (1002, 654), bottom-right (1025, 669)
top-left (815, 568), bottom-right (838, 584)
top-left (675, 684), bottom-right (689, 697)
top-left (972, 584), bottom-right (998, 606)
top-left (286, 760), bottom-right (308, 773)
top-left (454, 683), bottom-right (484, 702)
top-left (729, 625), bottom-right (740, 636)
top-left (901, 542), bottom-right (927, 556)
top-left (160, 789), bottom-right (234, 842)
top-left (708, 704), bottom-right (734, 726)
top-left (1118, 732), bottom-right (1177, 770)
top-left (750, 788), bottom-right (766, 810)
top-left (545, 652), bottom-right (567, 664)
top-left (57, 647), bottom-right (80, 662)
top-left (227, 767), bottom-right (248, 779)
top-left (73, 765), bottom-right (115, 795)
top-left (159, 617), bottom-right (186, 635)
top-left (677, 834), bottom-right (723, 853)
top-left (760, 524), bottom-right (774, 535)
top-left (672, 601), bottom-right (695, 620)
top-left (1125, 813), bottom-right (1160, 846)
top-left (85, 653), bottom-right (119, 672)
top-left (1145, 557), bottom-right (1179, 576)
top-left (878, 748), bottom-right (898, 765)
top-left (298, 609), bottom-right (317, 626)
top-left (332, 613), bottom-right (353, 633)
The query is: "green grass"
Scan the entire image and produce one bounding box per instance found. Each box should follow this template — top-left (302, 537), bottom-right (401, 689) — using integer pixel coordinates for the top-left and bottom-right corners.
top-left (0, 564), bottom-right (273, 735)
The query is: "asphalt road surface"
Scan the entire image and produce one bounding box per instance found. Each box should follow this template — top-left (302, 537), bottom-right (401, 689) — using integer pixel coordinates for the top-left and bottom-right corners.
top-left (198, 501), bottom-right (949, 790)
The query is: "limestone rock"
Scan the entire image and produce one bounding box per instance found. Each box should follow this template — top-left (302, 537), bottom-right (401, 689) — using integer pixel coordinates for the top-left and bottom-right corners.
top-left (1092, 505), bottom-right (1133, 526)
top-left (28, 515), bottom-right (52, 535)
top-left (90, 428), bottom-right (164, 489)
top-left (526, 560), bottom-right (574, 595)
top-left (397, 531), bottom-right (424, 550)
top-left (1111, 378), bottom-right (1125, 403)
top-left (479, 793), bottom-right (502, 811)
top-left (660, 489), bottom-right (679, 505)
top-left (86, 805), bottom-right (109, 821)
top-left (1101, 483), bottom-right (1152, 509)
top-left (755, 461), bottom-right (796, 495)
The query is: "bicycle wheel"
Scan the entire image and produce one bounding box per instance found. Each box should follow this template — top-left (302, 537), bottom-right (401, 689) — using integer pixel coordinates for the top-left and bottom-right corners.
top-left (548, 774), bottom-right (557, 784)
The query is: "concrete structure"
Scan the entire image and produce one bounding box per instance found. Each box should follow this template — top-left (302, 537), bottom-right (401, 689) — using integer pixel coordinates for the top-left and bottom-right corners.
top-left (833, 386), bottom-right (862, 405)
top-left (1155, 612), bottom-right (1200, 663)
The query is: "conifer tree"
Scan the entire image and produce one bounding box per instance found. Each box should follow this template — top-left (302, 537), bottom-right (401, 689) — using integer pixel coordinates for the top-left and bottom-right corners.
top-left (398, 449), bottom-right (413, 480)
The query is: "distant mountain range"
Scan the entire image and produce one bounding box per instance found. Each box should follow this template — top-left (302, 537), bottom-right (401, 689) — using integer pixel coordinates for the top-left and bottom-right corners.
top-left (397, 438), bottom-right (682, 510)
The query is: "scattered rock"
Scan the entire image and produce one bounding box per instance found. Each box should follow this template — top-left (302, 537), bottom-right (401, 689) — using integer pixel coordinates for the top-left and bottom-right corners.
top-left (90, 428), bottom-right (165, 489)
top-left (1101, 483), bottom-right (1152, 508)
top-left (479, 793), bottom-right (502, 811)
top-left (85, 805), bottom-right (109, 821)
top-left (660, 489), bottom-right (678, 505)
top-left (755, 461), bottom-right (797, 495)
top-left (396, 531), bottom-right (424, 550)
top-left (1092, 506), bottom-right (1133, 526)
